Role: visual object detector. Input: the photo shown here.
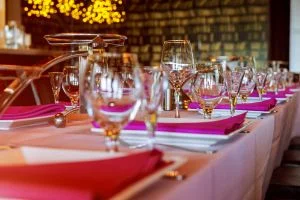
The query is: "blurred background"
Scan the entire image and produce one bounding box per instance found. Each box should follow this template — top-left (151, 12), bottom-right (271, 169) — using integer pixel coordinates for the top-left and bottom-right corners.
top-left (0, 0), bottom-right (293, 68)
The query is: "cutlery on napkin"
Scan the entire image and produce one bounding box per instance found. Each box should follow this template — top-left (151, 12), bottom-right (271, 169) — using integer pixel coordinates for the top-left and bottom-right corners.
top-left (93, 112), bottom-right (247, 135)
top-left (189, 98), bottom-right (277, 112)
top-left (0, 149), bottom-right (169, 200)
top-left (0, 104), bottom-right (66, 120)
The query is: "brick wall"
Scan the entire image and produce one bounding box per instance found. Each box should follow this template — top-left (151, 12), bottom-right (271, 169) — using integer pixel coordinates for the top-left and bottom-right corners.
top-left (22, 0), bottom-right (269, 66)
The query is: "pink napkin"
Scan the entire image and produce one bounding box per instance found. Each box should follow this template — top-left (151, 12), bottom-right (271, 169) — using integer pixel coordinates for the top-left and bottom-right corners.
top-left (0, 104), bottom-right (65, 120)
top-left (0, 149), bottom-right (168, 200)
top-left (189, 98), bottom-right (277, 112)
top-left (250, 89), bottom-right (293, 98)
top-left (93, 112), bottom-right (246, 135)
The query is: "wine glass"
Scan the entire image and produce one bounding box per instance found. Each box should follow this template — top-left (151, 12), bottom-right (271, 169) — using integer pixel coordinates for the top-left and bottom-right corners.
top-left (254, 67), bottom-right (268, 101)
top-left (62, 66), bottom-right (80, 108)
top-left (268, 62), bottom-right (281, 94)
top-left (84, 52), bottom-right (143, 152)
top-left (287, 71), bottom-right (294, 87)
top-left (191, 63), bottom-right (225, 119)
top-left (140, 66), bottom-right (167, 149)
top-left (160, 40), bottom-right (195, 118)
top-left (48, 72), bottom-right (63, 104)
top-left (223, 64), bottom-right (245, 116)
top-left (239, 66), bottom-right (256, 103)
top-left (279, 68), bottom-right (288, 90)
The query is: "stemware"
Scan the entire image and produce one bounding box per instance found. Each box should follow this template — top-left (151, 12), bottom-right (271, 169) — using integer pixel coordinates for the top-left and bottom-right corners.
top-left (287, 71), bottom-right (294, 86)
top-left (84, 52), bottom-right (143, 152)
top-left (223, 64), bottom-right (245, 116)
top-left (62, 66), bottom-right (80, 108)
top-left (267, 62), bottom-right (281, 94)
top-left (160, 40), bottom-right (195, 118)
top-left (48, 72), bottom-right (63, 104)
top-left (239, 66), bottom-right (256, 103)
top-left (191, 63), bottom-right (225, 119)
top-left (279, 68), bottom-right (288, 90)
top-left (254, 67), bottom-right (268, 101)
top-left (140, 66), bottom-right (167, 149)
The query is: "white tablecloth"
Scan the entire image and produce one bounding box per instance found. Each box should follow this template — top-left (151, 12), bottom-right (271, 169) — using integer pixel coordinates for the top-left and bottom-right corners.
top-left (0, 93), bottom-right (299, 200)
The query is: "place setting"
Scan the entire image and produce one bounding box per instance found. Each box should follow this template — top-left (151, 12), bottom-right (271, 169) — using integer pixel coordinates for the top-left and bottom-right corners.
top-left (0, 63), bottom-right (81, 130)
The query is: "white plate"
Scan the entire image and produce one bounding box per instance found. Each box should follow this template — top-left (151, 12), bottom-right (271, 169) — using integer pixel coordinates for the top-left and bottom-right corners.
top-left (212, 107), bottom-right (276, 119)
top-left (91, 119), bottom-right (253, 148)
top-left (290, 88), bottom-right (300, 92)
top-left (188, 107), bottom-right (275, 119)
top-left (0, 115), bottom-right (53, 130)
top-left (0, 146), bottom-right (186, 200)
top-left (247, 96), bottom-right (288, 102)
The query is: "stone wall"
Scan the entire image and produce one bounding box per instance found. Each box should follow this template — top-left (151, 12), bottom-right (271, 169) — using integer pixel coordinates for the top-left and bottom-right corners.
top-left (22, 0), bottom-right (269, 65)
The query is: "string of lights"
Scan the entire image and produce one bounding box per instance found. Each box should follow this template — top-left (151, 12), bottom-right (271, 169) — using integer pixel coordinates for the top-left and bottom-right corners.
top-left (24, 0), bottom-right (125, 24)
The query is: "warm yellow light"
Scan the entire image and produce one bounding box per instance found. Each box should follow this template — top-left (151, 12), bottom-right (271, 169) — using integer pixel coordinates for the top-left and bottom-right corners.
top-left (24, 0), bottom-right (125, 24)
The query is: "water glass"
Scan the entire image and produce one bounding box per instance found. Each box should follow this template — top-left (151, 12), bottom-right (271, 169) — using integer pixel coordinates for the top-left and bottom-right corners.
top-left (62, 66), bottom-right (79, 108)
top-left (48, 72), bottom-right (63, 104)
top-left (84, 52), bottom-right (143, 152)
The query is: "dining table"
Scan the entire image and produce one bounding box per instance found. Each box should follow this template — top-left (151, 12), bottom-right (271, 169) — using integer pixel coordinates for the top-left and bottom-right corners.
top-left (0, 89), bottom-right (299, 200)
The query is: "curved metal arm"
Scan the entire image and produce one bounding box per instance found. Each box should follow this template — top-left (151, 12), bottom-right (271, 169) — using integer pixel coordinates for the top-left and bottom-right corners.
top-left (0, 51), bottom-right (88, 115)
top-left (0, 33), bottom-right (127, 116)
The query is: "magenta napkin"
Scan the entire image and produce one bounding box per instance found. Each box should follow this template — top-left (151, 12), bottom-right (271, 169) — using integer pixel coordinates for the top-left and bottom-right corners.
top-left (93, 112), bottom-right (246, 135)
top-left (189, 98), bottom-right (276, 112)
top-left (250, 89), bottom-right (293, 98)
top-left (0, 104), bottom-right (65, 120)
top-left (0, 149), bottom-right (168, 200)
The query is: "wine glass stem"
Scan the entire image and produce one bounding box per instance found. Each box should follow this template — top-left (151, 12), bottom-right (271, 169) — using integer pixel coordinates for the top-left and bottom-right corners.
top-left (258, 88), bottom-right (263, 101)
top-left (104, 129), bottom-right (120, 152)
top-left (145, 112), bottom-right (158, 150)
top-left (70, 96), bottom-right (78, 108)
top-left (203, 108), bottom-right (212, 119)
top-left (174, 88), bottom-right (181, 118)
top-left (230, 95), bottom-right (237, 116)
top-left (53, 89), bottom-right (60, 104)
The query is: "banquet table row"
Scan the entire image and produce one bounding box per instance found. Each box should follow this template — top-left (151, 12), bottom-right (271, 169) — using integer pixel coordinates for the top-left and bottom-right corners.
top-left (0, 91), bottom-right (299, 200)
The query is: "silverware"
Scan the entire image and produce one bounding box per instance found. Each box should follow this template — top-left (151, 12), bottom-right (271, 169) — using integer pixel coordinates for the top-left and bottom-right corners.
top-left (53, 107), bottom-right (80, 128)
top-left (120, 139), bottom-right (217, 154)
top-left (164, 170), bottom-right (186, 181)
top-left (0, 145), bottom-right (17, 151)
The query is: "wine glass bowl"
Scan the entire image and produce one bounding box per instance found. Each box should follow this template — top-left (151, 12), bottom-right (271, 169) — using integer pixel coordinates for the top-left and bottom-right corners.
top-left (191, 63), bottom-right (225, 119)
top-left (84, 52), bottom-right (142, 152)
top-left (160, 40), bottom-right (195, 118)
top-left (62, 66), bottom-right (80, 108)
top-left (223, 66), bottom-right (244, 116)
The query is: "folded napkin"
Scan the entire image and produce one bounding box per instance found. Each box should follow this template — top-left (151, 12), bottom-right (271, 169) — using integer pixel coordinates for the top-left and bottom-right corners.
top-left (93, 112), bottom-right (246, 135)
top-left (189, 98), bottom-right (276, 112)
top-left (0, 104), bottom-right (65, 120)
top-left (0, 149), bottom-right (168, 200)
top-left (250, 89), bottom-right (293, 98)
